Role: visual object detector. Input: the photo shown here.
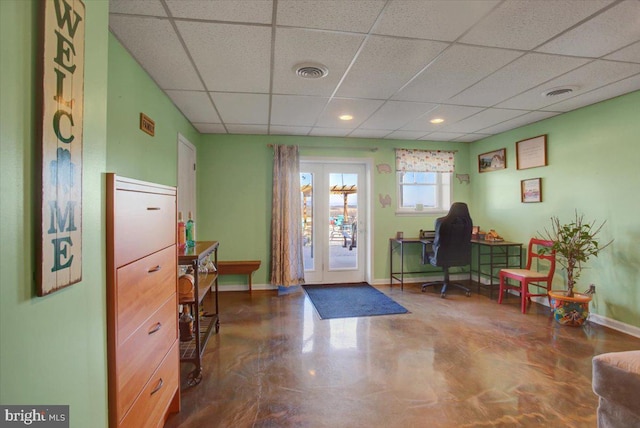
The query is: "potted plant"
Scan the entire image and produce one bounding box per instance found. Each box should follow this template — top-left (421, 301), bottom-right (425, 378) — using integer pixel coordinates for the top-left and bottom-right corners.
top-left (539, 211), bottom-right (613, 326)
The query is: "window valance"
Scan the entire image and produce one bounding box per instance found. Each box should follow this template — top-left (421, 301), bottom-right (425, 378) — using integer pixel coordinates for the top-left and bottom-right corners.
top-left (395, 149), bottom-right (455, 173)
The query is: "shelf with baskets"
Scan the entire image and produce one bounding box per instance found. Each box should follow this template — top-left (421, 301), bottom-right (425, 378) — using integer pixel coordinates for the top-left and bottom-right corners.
top-left (177, 241), bottom-right (219, 386)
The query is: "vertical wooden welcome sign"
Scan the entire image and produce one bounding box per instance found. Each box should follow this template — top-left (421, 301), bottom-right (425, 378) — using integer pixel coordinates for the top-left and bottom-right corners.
top-left (38, 0), bottom-right (85, 296)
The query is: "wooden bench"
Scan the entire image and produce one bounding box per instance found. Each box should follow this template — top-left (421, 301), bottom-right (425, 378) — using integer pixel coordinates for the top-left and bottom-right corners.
top-left (217, 260), bottom-right (261, 292)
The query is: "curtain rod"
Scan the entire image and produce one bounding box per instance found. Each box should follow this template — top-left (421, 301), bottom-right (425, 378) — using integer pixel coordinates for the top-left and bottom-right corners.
top-left (267, 144), bottom-right (378, 152)
top-left (395, 147), bottom-right (458, 153)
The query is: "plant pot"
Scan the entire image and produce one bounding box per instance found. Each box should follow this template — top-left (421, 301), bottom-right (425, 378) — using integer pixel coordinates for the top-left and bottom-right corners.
top-left (548, 290), bottom-right (592, 326)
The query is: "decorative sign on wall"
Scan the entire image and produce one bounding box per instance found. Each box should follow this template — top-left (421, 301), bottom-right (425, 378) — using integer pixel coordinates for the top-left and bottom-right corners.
top-left (38, 0), bottom-right (85, 296)
top-left (516, 135), bottom-right (547, 170)
top-left (140, 113), bottom-right (155, 136)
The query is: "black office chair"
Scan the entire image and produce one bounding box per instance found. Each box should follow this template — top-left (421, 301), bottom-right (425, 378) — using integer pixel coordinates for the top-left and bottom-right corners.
top-left (421, 202), bottom-right (473, 298)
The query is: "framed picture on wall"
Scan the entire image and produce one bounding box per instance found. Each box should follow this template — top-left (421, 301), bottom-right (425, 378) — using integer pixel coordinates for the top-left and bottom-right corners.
top-left (521, 178), bottom-right (542, 203)
top-left (478, 148), bottom-right (506, 173)
top-left (516, 135), bottom-right (547, 170)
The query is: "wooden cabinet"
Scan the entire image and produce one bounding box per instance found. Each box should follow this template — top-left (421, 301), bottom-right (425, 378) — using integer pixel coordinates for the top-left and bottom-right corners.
top-left (107, 174), bottom-right (180, 428)
top-left (178, 241), bottom-right (219, 386)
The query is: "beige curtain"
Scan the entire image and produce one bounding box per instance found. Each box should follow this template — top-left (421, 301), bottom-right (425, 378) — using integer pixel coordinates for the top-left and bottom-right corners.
top-left (270, 145), bottom-right (305, 287)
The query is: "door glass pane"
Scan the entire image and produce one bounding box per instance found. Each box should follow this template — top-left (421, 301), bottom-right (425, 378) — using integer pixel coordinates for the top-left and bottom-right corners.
top-left (301, 172), bottom-right (314, 271)
top-left (329, 173), bottom-right (357, 270)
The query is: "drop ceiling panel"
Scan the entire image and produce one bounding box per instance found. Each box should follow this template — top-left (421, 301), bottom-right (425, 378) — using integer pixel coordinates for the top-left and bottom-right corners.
top-left (422, 132), bottom-right (467, 141)
top-left (212, 93), bottom-right (270, 124)
top-left (193, 123), bottom-right (227, 133)
top-left (314, 98), bottom-right (385, 128)
top-left (270, 95), bottom-right (329, 126)
top-left (448, 53), bottom-right (590, 107)
top-left (270, 126), bottom-right (312, 136)
top-left (536, 1), bottom-right (640, 58)
top-left (165, 90), bottom-right (220, 123)
top-left (442, 108), bottom-right (527, 133)
top-left (110, 0), bottom-right (640, 140)
top-left (359, 101), bottom-right (438, 130)
top-left (454, 134), bottom-right (492, 143)
top-left (336, 36), bottom-right (448, 99)
top-left (166, 0), bottom-right (273, 24)
top-left (177, 21), bottom-right (271, 92)
top-left (401, 105), bottom-right (484, 132)
top-left (478, 111), bottom-right (560, 134)
top-left (226, 124), bottom-right (269, 134)
top-left (109, 0), bottom-right (167, 17)
top-left (349, 129), bottom-right (392, 139)
top-left (384, 130), bottom-right (429, 140)
top-left (392, 45), bottom-right (523, 103)
top-left (277, 0), bottom-right (385, 32)
top-left (309, 127), bottom-right (352, 137)
top-left (109, 15), bottom-right (203, 90)
top-left (273, 28), bottom-right (365, 96)
top-left (605, 41), bottom-right (640, 63)
top-left (544, 74), bottom-right (640, 112)
top-left (497, 60), bottom-right (640, 110)
top-left (373, 0), bottom-right (500, 42)
top-left (459, 0), bottom-right (612, 50)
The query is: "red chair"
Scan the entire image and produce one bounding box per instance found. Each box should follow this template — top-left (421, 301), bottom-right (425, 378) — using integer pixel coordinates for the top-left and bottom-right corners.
top-left (498, 238), bottom-right (556, 313)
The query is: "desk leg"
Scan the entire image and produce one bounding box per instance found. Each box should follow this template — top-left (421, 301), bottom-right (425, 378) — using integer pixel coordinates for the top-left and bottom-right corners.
top-left (389, 240), bottom-right (393, 288)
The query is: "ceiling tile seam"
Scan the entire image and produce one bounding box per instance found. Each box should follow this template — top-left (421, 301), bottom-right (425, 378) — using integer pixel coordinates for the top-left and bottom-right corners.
top-left (107, 29), bottom-right (180, 96)
top-left (530, 0), bottom-right (626, 53)
top-left (543, 70), bottom-right (640, 111)
top-left (267, 0), bottom-right (279, 136)
top-left (306, 2), bottom-right (391, 132)
top-left (470, 110), bottom-right (535, 134)
top-left (597, 38), bottom-right (640, 63)
top-left (383, 0), bottom-right (506, 103)
top-left (158, 0), bottom-right (227, 133)
top-left (170, 17), bottom-right (272, 28)
top-left (482, 57), bottom-right (603, 110)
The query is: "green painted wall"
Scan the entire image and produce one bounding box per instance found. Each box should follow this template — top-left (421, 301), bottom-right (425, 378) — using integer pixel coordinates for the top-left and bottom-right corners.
top-left (0, 1), bottom-right (110, 427)
top-left (197, 135), bottom-right (472, 285)
top-left (106, 34), bottom-right (202, 186)
top-left (469, 90), bottom-right (640, 327)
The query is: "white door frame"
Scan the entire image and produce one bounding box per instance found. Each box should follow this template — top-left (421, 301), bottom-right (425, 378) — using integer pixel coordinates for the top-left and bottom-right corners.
top-left (301, 156), bottom-right (373, 284)
top-left (177, 133), bottom-right (196, 224)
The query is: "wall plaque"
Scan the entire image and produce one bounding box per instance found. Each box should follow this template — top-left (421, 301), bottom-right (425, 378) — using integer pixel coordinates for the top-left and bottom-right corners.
top-left (140, 113), bottom-right (155, 136)
top-left (38, 0), bottom-right (85, 296)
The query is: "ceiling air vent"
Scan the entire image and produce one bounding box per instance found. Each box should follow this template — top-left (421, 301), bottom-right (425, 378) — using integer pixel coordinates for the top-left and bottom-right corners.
top-left (542, 86), bottom-right (578, 98)
top-left (295, 63), bottom-right (328, 79)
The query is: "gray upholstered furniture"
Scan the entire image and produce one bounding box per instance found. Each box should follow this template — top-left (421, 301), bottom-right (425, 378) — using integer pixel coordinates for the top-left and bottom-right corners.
top-left (592, 350), bottom-right (640, 428)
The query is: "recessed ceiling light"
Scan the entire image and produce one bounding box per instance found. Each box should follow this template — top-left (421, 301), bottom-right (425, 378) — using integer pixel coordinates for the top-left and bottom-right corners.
top-left (430, 118), bottom-right (444, 124)
top-left (339, 114), bottom-right (353, 121)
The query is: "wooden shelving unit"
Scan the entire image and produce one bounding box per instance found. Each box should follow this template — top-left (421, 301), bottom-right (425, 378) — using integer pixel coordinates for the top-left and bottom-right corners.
top-left (177, 241), bottom-right (219, 386)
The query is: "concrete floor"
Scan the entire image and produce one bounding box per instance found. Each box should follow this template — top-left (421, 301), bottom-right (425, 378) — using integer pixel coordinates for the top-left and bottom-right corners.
top-left (166, 283), bottom-right (640, 428)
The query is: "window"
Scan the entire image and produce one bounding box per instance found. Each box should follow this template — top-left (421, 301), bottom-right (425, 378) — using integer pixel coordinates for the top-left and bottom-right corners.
top-left (396, 171), bottom-right (451, 214)
top-left (394, 148), bottom-right (455, 215)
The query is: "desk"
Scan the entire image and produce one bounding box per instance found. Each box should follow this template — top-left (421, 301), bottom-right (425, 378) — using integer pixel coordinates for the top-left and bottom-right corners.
top-left (389, 238), bottom-right (432, 290)
top-left (390, 237), bottom-right (523, 294)
top-left (470, 239), bottom-right (523, 298)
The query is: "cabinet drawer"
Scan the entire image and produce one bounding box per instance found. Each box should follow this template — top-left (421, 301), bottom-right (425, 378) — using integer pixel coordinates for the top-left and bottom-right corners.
top-left (115, 189), bottom-right (176, 267)
top-left (117, 246), bottom-right (176, 345)
top-left (117, 296), bottom-right (177, 421)
top-left (119, 341), bottom-right (179, 428)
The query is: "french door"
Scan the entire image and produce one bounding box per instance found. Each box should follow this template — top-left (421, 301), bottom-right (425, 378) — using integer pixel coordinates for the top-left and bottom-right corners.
top-left (300, 160), bottom-right (367, 284)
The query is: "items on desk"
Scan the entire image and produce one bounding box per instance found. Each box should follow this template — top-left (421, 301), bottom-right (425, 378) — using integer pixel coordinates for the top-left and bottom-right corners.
top-left (396, 231), bottom-right (403, 239)
top-left (472, 228), bottom-right (504, 241)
